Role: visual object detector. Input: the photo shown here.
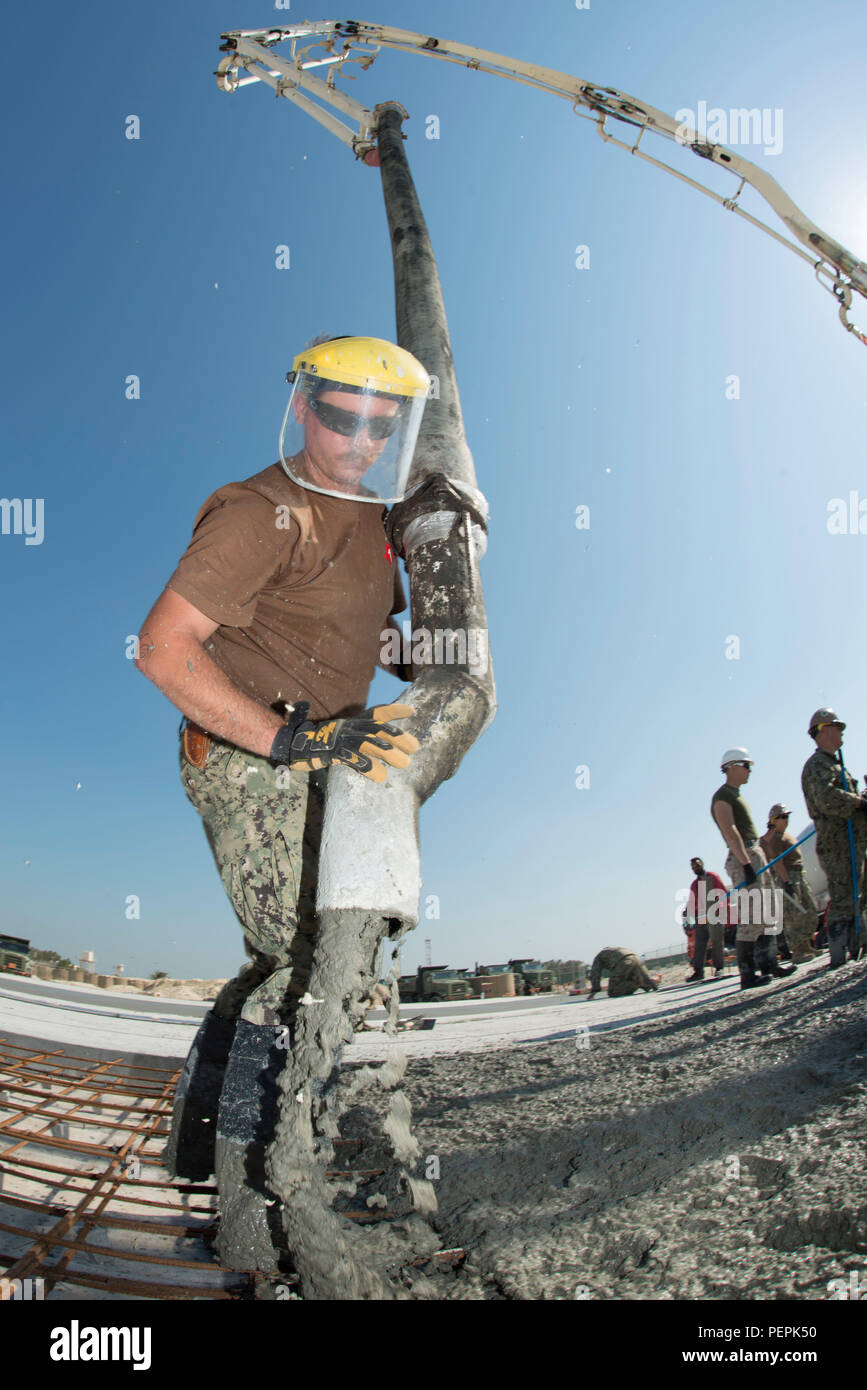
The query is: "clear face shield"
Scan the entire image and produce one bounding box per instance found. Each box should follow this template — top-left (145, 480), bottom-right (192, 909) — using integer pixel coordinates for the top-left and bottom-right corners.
top-left (279, 372), bottom-right (427, 504)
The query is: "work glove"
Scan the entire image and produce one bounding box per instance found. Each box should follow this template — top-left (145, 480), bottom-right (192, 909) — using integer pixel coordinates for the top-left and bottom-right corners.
top-left (741, 862), bottom-right (758, 886)
top-left (270, 701), bottom-right (419, 783)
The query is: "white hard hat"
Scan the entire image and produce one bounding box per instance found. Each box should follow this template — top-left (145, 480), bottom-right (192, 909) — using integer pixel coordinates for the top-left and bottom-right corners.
top-left (721, 747), bottom-right (753, 770)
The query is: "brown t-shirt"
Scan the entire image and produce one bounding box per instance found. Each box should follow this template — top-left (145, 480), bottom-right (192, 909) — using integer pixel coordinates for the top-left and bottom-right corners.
top-left (166, 462), bottom-right (405, 720)
top-left (760, 828), bottom-right (802, 874)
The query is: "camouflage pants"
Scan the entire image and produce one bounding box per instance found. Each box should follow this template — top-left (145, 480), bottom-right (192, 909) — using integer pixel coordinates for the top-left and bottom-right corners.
top-left (817, 835), bottom-right (867, 965)
top-left (607, 954), bottom-right (658, 997)
top-left (179, 732), bottom-right (326, 1027)
top-left (817, 833), bottom-right (867, 924)
top-left (778, 866), bottom-right (818, 957)
top-left (725, 846), bottom-right (779, 968)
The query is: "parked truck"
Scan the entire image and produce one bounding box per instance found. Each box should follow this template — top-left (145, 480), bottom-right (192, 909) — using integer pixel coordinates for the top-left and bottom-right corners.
top-left (473, 963), bottom-right (516, 997)
top-left (0, 935), bottom-right (32, 977)
top-left (397, 966), bottom-right (476, 1003)
top-left (475, 959), bottom-right (555, 996)
top-left (509, 959), bottom-right (555, 993)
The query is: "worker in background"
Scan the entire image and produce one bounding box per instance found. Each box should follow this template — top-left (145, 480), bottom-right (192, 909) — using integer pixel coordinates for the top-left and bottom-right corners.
top-left (759, 804), bottom-right (820, 964)
top-left (711, 749), bottom-right (794, 989)
top-left (801, 709), bottom-right (867, 968)
top-left (588, 947), bottom-right (660, 998)
top-left (681, 904), bottom-right (696, 973)
top-left (685, 856), bottom-right (728, 981)
top-left (135, 335), bottom-right (428, 1271)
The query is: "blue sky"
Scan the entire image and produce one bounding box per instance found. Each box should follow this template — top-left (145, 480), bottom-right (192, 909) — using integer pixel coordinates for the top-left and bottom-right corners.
top-left (3, 0), bottom-right (866, 981)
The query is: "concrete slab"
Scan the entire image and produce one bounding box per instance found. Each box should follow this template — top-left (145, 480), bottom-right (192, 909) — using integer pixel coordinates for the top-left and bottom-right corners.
top-left (2, 958), bottom-right (829, 1064)
top-left (349, 960), bottom-right (830, 1058)
top-left (0, 990), bottom-right (197, 1062)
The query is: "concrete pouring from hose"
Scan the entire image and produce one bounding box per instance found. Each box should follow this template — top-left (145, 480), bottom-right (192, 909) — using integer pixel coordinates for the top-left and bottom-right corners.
top-left (314, 100), bottom-right (496, 933)
top-left (264, 102), bottom-right (496, 1299)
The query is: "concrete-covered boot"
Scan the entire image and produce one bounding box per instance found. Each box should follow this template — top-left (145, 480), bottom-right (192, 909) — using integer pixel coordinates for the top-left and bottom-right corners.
top-left (213, 1019), bottom-right (292, 1273)
top-left (163, 1010), bottom-right (238, 1180)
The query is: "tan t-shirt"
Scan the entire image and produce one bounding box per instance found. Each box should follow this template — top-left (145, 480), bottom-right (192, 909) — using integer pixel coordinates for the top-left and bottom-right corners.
top-left (760, 829), bottom-right (802, 874)
top-left (166, 462), bottom-right (405, 720)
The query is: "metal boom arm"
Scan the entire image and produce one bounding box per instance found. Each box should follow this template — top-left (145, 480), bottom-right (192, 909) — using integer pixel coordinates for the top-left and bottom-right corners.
top-left (217, 19), bottom-right (867, 347)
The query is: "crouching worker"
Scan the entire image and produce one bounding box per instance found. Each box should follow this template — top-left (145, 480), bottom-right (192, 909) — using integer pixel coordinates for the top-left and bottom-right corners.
top-left (588, 947), bottom-right (660, 998)
top-left (134, 336), bottom-right (428, 1272)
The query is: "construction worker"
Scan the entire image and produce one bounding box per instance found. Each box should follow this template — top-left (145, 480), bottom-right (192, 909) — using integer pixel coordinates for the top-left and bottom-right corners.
top-left (135, 335), bottom-right (429, 1271)
top-left (711, 749), bottom-right (794, 989)
top-left (588, 948), bottom-right (659, 998)
top-left (759, 804), bottom-right (820, 964)
top-left (801, 709), bottom-right (867, 968)
top-left (685, 856), bottom-right (728, 981)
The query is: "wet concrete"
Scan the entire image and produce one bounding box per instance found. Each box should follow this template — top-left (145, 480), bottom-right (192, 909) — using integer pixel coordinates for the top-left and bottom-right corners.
top-left (391, 959), bottom-right (867, 1299)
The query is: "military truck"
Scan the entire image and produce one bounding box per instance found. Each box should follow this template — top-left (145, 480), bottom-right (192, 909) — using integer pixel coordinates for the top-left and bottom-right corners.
top-left (474, 960), bottom-right (555, 994)
top-left (509, 959), bottom-right (555, 993)
top-left (397, 966), bottom-right (475, 1003)
top-left (0, 935), bottom-right (32, 977)
top-left (472, 963), bottom-right (514, 994)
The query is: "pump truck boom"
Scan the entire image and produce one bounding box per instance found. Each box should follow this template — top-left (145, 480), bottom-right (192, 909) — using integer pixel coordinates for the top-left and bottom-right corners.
top-left (217, 20), bottom-right (867, 347)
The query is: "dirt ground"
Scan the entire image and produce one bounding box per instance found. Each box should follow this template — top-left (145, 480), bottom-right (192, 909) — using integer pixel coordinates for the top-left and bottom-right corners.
top-left (107, 978), bottom-right (224, 999)
top-left (382, 958), bottom-right (867, 1300)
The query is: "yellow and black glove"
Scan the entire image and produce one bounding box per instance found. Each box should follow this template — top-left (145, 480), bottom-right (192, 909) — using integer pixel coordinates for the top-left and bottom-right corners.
top-left (270, 701), bottom-right (419, 783)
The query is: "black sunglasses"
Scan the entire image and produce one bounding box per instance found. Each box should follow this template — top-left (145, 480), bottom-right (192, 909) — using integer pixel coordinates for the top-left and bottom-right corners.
top-left (307, 395), bottom-right (400, 440)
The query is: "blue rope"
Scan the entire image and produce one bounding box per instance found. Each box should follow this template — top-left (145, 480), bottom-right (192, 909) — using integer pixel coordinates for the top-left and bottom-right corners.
top-left (723, 828), bottom-right (816, 900)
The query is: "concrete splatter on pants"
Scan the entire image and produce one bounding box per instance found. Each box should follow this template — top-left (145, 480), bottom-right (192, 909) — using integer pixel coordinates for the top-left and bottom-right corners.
top-left (607, 954), bottom-right (658, 997)
top-left (165, 734), bottom-right (327, 1222)
top-left (179, 734), bottom-right (326, 1027)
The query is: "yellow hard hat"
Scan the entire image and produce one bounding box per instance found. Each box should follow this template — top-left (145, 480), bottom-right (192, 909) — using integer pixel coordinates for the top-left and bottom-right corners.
top-left (280, 335), bottom-right (430, 504)
top-left (289, 336), bottom-right (430, 399)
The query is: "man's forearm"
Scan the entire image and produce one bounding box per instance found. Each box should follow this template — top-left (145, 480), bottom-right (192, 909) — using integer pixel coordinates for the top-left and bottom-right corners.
top-left (725, 829), bottom-right (750, 865)
top-left (807, 773), bottom-right (865, 819)
top-left (136, 633), bottom-right (285, 758)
